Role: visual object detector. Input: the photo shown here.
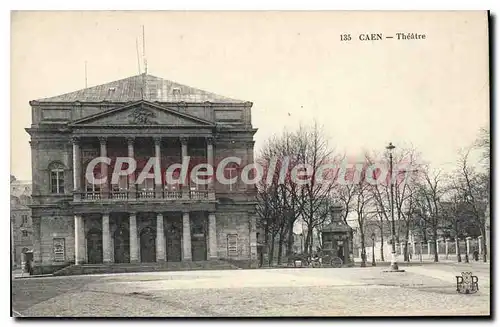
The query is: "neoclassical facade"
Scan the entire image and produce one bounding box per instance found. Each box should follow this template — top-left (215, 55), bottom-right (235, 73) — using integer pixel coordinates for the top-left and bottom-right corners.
top-left (27, 74), bottom-right (258, 273)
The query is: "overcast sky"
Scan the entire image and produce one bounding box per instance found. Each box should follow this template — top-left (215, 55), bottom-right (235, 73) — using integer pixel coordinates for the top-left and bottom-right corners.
top-left (11, 11), bottom-right (489, 180)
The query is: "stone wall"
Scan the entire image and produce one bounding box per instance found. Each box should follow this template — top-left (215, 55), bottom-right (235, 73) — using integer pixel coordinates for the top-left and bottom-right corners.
top-left (214, 205), bottom-right (257, 268)
top-left (39, 216), bottom-right (75, 265)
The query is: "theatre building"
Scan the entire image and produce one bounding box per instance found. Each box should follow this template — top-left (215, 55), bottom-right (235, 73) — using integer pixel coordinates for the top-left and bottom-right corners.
top-left (26, 74), bottom-right (258, 274)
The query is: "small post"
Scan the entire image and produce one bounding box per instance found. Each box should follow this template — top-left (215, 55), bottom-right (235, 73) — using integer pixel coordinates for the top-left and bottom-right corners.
top-left (477, 236), bottom-right (482, 255)
top-left (465, 237), bottom-right (471, 263)
top-left (371, 233), bottom-right (376, 266)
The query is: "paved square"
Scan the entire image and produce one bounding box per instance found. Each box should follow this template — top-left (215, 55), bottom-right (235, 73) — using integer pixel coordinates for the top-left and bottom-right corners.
top-left (12, 263), bottom-right (490, 317)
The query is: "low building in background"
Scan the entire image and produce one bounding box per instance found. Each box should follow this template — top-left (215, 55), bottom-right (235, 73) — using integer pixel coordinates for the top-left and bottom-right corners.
top-left (11, 179), bottom-right (33, 268)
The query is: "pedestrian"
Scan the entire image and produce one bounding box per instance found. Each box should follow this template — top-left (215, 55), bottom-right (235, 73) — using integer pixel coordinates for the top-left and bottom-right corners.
top-left (24, 259), bottom-right (31, 276)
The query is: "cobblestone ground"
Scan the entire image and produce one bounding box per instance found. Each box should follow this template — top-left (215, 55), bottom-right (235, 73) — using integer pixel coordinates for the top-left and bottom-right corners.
top-left (12, 262), bottom-right (490, 317)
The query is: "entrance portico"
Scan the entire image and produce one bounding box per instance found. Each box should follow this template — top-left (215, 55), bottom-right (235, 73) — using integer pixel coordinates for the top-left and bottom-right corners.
top-left (75, 210), bottom-right (218, 264)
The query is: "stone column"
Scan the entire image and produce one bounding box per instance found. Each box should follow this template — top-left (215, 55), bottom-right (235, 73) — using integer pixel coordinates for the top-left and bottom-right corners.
top-left (477, 236), bottom-right (482, 255)
top-left (249, 213), bottom-right (258, 265)
top-left (74, 215), bottom-right (85, 265)
top-left (72, 137), bottom-right (82, 200)
top-left (180, 137), bottom-right (189, 199)
top-left (129, 213), bottom-right (139, 263)
top-left (208, 212), bottom-right (217, 259)
top-left (466, 237), bottom-right (471, 255)
top-left (102, 213), bottom-right (111, 263)
top-left (206, 137), bottom-right (215, 200)
top-left (99, 137), bottom-right (108, 198)
top-left (445, 239), bottom-right (450, 260)
top-left (412, 241), bottom-right (416, 257)
top-left (400, 242), bottom-right (404, 255)
top-left (156, 213), bottom-right (166, 262)
top-left (427, 240), bottom-right (431, 258)
top-left (63, 141), bottom-right (72, 195)
top-left (127, 137), bottom-right (136, 199)
top-left (246, 141), bottom-right (255, 192)
top-left (154, 137), bottom-right (163, 199)
top-left (182, 211), bottom-right (192, 261)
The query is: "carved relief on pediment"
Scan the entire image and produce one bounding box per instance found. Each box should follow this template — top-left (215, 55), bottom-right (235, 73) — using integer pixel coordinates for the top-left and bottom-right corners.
top-left (127, 105), bottom-right (157, 125)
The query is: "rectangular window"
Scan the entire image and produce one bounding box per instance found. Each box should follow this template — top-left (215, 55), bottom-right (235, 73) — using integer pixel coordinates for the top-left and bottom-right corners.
top-left (53, 238), bottom-right (65, 262)
top-left (50, 170), bottom-right (65, 194)
top-left (112, 175), bottom-right (128, 192)
top-left (22, 215), bottom-right (28, 225)
top-left (86, 175), bottom-right (101, 193)
top-left (140, 177), bottom-right (155, 191)
top-left (224, 167), bottom-right (238, 191)
top-left (22, 230), bottom-right (28, 238)
top-left (227, 234), bottom-right (238, 257)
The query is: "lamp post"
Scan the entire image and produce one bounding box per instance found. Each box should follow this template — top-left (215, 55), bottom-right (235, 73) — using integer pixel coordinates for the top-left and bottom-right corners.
top-left (464, 233), bottom-right (469, 263)
top-left (371, 232), bottom-right (376, 266)
top-left (386, 142), bottom-right (399, 271)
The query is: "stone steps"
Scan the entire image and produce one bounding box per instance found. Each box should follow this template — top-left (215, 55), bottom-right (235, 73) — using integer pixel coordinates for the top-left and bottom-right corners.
top-left (53, 260), bottom-right (239, 276)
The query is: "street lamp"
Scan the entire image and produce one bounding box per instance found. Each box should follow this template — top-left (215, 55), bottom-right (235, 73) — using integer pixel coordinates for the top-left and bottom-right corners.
top-left (386, 142), bottom-right (400, 271)
top-left (371, 232), bottom-right (376, 266)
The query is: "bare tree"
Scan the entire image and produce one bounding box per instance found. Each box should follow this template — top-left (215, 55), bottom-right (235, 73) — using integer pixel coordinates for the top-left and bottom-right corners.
top-left (296, 122), bottom-right (339, 255)
top-left (353, 172), bottom-right (373, 267)
top-left (414, 167), bottom-right (445, 262)
top-left (452, 149), bottom-right (489, 262)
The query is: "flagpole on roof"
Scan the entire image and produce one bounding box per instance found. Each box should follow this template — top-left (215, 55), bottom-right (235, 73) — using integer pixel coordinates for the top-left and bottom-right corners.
top-left (84, 61), bottom-right (88, 88)
top-left (142, 25), bottom-right (147, 75)
top-left (136, 38), bottom-right (141, 75)
top-left (142, 25), bottom-right (148, 100)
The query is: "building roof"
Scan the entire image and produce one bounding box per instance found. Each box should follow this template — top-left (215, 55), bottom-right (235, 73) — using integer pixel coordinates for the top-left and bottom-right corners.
top-left (11, 180), bottom-right (32, 197)
top-left (34, 74), bottom-right (248, 104)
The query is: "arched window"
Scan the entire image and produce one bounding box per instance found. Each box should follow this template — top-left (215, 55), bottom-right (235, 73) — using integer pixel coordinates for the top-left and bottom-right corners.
top-left (49, 162), bottom-right (65, 194)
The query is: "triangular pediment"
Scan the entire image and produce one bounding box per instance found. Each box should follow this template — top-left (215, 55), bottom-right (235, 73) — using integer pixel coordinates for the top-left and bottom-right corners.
top-left (70, 101), bottom-right (215, 127)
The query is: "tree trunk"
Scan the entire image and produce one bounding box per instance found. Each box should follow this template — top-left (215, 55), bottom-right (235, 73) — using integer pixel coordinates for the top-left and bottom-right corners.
top-left (304, 229), bottom-right (311, 256)
top-left (286, 220), bottom-right (295, 257)
top-left (268, 233), bottom-right (276, 266)
top-left (277, 233), bottom-right (284, 265)
top-left (404, 228), bottom-right (410, 262)
top-left (456, 238), bottom-right (461, 263)
top-left (379, 231), bottom-right (385, 261)
top-left (481, 227), bottom-right (487, 262)
top-left (360, 235), bottom-right (366, 267)
top-left (308, 227), bottom-right (314, 254)
top-left (433, 228), bottom-right (439, 262)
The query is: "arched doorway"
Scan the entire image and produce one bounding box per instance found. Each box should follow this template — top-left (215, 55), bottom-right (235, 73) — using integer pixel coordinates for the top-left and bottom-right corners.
top-left (140, 226), bottom-right (156, 263)
top-left (114, 225), bottom-right (130, 263)
top-left (165, 218), bottom-right (182, 262)
top-left (87, 228), bottom-right (103, 264)
top-left (87, 228), bottom-right (102, 263)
